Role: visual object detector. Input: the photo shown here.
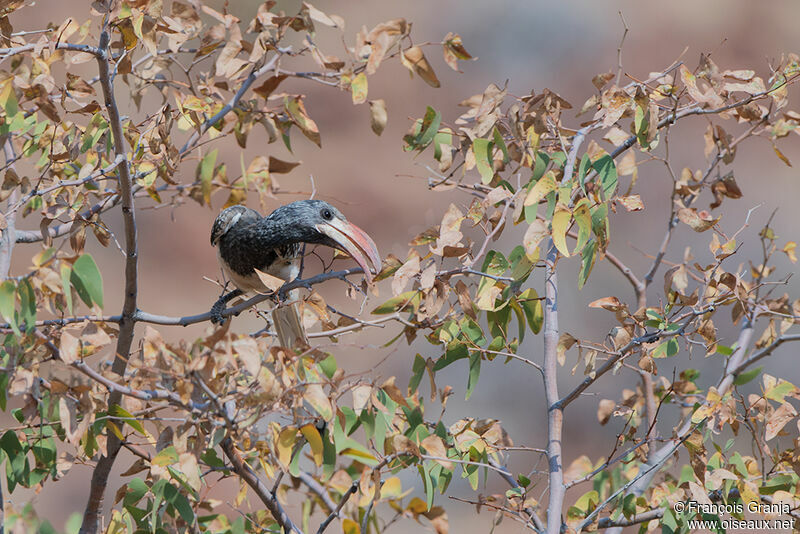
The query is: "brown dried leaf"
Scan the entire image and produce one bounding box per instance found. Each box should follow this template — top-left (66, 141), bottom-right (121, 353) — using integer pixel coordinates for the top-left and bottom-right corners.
top-left (369, 99), bottom-right (387, 136)
top-left (677, 207), bottom-right (719, 232)
top-left (253, 268), bottom-right (284, 293)
top-left (597, 399), bottom-right (615, 425)
top-left (588, 296), bottom-right (623, 311)
top-left (401, 46), bottom-right (440, 88)
top-left (421, 435), bottom-right (452, 469)
top-left (59, 331), bottom-right (80, 364)
top-left (766, 402), bottom-right (797, 441)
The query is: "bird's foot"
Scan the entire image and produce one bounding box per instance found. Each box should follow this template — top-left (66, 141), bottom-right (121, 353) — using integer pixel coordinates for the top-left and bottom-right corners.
top-left (210, 300), bottom-right (227, 325)
top-left (210, 288), bottom-right (244, 325)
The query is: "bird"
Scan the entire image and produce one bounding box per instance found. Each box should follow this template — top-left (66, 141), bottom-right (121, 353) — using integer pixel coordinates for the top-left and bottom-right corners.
top-left (209, 199), bottom-right (381, 349)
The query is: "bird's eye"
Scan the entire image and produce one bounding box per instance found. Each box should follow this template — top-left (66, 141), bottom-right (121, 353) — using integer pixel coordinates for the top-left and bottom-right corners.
top-left (321, 208), bottom-right (333, 220)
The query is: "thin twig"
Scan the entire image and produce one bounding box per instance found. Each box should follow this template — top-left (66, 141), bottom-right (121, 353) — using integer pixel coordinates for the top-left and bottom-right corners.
top-left (316, 482), bottom-right (358, 534)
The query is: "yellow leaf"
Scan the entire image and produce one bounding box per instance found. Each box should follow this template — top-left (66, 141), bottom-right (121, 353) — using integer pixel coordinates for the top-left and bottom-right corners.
top-left (276, 427), bottom-right (297, 468)
top-left (523, 171), bottom-right (557, 206)
top-left (304, 384), bottom-right (333, 420)
top-left (342, 518), bottom-right (361, 534)
top-left (380, 477), bottom-right (408, 499)
top-left (300, 424), bottom-right (324, 466)
top-left (350, 72), bottom-right (368, 105)
top-left (551, 208), bottom-right (572, 257)
top-left (286, 96), bottom-right (321, 147)
top-left (523, 219), bottom-right (549, 259)
top-left (783, 241), bottom-right (797, 263)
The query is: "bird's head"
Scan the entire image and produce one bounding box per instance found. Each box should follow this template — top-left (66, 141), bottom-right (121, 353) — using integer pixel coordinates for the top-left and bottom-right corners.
top-left (269, 200), bottom-right (382, 281)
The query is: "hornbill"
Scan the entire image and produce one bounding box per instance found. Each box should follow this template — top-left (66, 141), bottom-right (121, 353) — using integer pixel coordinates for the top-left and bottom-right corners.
top-left (209, 199), bottom-right (381, 348)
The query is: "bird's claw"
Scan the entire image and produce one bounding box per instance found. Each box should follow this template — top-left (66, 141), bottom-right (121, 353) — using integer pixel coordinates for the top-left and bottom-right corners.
top-left (210, 301), bottom-right (226, 325)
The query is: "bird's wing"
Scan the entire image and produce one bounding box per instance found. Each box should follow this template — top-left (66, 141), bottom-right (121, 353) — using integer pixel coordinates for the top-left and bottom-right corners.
top-left (272, 289), bottom-right (309, 350)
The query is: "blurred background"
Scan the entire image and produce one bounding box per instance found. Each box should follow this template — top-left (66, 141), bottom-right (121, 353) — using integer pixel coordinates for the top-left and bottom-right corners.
top-left (6, 0), bottom-right (800, 531)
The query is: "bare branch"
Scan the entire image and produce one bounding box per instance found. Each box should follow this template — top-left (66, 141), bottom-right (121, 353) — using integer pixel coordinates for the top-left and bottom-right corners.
top-left (0, 138), bottom-right (19, 279)
top-left (316, 482), bottom-right (358, 534)
top-left (179, 52), bottom-right (284, 155)
top-left (80, 18), bottom-right (139, 533)
top-left (541, 240), bottom-right (564, 534)
top-left (220, 437), bottom-right (304, 534)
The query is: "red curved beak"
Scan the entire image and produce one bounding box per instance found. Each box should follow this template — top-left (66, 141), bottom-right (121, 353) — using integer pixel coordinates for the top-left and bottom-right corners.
top-left (316, 218), bottom-right (381, 282)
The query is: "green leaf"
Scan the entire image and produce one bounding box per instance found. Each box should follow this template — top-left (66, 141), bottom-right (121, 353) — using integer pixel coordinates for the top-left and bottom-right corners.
top-left (108, 404), bottom-right (146, 435)
top-left (164, 483), bottom-right (194, 523)
top-left (123, 478), bottom-right (149, 508)
top-left (152, 446), bottom-right (179, 467)
top-left (433, 128), bottom-right (452, 161)
top-left (517, 288), bottom-right (542, 334)
top-left (550, 151), bottom-right (566, 168)
top-left (590, 203), bottom-right (609, 249)
top-left (492, 128), bottom-right (509, 163)
top-left (318, 355), bottom-right (337, 379)
top-left (459, 317), bottom-right (486, 345)
top-left (60, 264), bottom-right (73, 315)
top-left (198, 148), bottom-right (218, 207)
top-left (1, 82), bottom-right (19, 118)
top-left (764, 381), bottom-right (796, 403)
top-left (70, 254), bottom-right (104, 308)
top-left (592, 155), bottom-right (618, 200)
top-left (409, 354), bottom-right (426, 394)
top-left (577, 153), bottom-right (591, 193)
top-left (419, 464), bottom-right (434, 510)
top-left (759, 474), bottom-right (794, 494)
top-left (350, 72), bottom-right (368, 104)
top-left (578, 239), bottom-right (597, 290)
top-left (652, 338), bottom-right (679, 358)
top-left (419, 106), bottom-right (442, 148)
top-left (0, 430), bottom-right (27, 488)
top-left (434, 341), bottom-right (468, 371)
top-left (573, 199), bottom-right (592, 253)
top-left (733, 366), bottom-right (762, 386)
top-left (532, 152), bottom-right (549, 181)
top-left (466, 352), bottom-right (481, 400)
top-left (473, 138), bottom-right (494, 184)
top-left (17, 279), bottom-right (35, 333)
top-left (0, 280), bottom-right (18, 336)
top-left (371, 291), bottom-right (420, 315)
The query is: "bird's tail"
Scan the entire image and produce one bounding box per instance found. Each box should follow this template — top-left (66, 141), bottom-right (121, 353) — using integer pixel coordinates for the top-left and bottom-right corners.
top-left (273, 289), bottom-right (309, 351)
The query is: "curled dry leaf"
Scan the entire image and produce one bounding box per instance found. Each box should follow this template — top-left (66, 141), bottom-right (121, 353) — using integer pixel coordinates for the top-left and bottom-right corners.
top-left (617, 194), bottom-right (644, 211)
top-left (59, 331), bottom-right (80, 364)
top-left (677, 207), bottom-right (719, 232)
top-left (597, 399), bottom-right (616, 425)
top-left (523, 219), bottom-right (549, 259)
top-left (369, 99), bottom-right (387, 135)
top-left (588, 296), bottom-right (624, 311)
top-left (401, 46), bottom-right (441, 88)
top-left (253, 268), bottom-right (285, 293)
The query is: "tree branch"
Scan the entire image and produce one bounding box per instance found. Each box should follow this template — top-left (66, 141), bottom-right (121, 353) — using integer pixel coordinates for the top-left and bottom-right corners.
top-left (179, 52), bottom-right (284, 155)
top-left (541, 239), bottom-right (564, 534)
top-left (316, 482), bottom-right (358, 534)
top-left (80, 19), bottom-right (139, 534)
top-left (220, 437), bottom-right (303, 534)
top-left (0, 138), bottom-right (19, 279)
